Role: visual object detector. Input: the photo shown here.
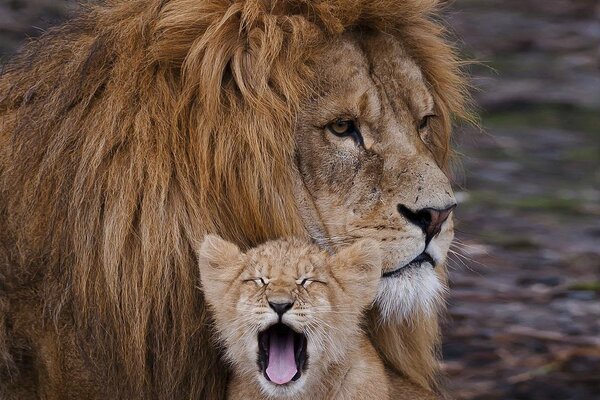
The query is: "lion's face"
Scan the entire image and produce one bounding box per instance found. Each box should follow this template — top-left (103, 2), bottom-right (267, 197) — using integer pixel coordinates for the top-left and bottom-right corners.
top-left (198, 236), bottom-right (381, 398)
top-left (296, 33), bottom-right (455, 321)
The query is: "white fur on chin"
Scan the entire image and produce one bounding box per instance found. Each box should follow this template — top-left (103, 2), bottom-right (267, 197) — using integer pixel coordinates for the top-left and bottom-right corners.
top-left (258, 375), bottom-right (307, 399)
top-left (374, 266), bottom-right (446, 323)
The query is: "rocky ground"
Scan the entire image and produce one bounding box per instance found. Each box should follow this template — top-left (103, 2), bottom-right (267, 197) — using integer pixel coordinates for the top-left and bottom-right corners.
top-left (444, 1), bottom-right (600, 399)
top-left (0, 0), bottom-right (73, 59)
top-left (1, 1), bottom-right (599, 399)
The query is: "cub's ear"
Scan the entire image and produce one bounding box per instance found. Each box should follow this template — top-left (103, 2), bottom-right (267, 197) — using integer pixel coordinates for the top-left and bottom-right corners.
top-left (329, 239), bottom-right (382, 305)
top-left (197, 234), bottom-right (244, 281)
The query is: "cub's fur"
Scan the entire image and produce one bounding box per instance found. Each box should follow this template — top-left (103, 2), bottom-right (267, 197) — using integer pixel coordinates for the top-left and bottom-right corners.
top-left (198, 236), bottom-right (439, 400)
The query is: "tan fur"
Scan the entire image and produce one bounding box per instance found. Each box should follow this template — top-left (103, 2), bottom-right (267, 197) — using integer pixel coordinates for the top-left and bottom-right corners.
top-left (0, 0), bottom-right (469, 398)
top-left (198, 236), bottom-right (440, 400)
top-left (388, 370), bottom-right (442, 400)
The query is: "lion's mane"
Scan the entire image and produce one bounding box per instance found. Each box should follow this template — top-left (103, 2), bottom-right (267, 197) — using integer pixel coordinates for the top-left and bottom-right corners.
top-left (0, 0), bottom-right (468, 397)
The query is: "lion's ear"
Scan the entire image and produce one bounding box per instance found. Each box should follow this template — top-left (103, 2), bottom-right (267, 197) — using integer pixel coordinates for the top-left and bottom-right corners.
top-left (197, 234), bottom-right (244, 281)
top-left (329, 239), bottom-right (382, 305)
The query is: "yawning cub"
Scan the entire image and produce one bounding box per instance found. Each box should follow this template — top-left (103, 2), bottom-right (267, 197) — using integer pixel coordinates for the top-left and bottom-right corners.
top-left (198, 235), bottom-right (439, 399)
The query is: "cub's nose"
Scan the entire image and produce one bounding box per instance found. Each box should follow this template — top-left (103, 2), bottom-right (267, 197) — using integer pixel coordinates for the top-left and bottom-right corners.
top-left (397, 203), bottom-right (457, 244)
top-left (268, 301), bottom-right (294, 317)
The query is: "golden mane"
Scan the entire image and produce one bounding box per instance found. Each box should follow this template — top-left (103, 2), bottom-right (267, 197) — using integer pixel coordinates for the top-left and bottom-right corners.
top-left (0, 0), bottom-right (468, 397)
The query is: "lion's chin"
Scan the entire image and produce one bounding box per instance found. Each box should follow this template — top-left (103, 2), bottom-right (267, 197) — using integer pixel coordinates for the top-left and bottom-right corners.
top-left (375, 267), bottom-right (445, 323)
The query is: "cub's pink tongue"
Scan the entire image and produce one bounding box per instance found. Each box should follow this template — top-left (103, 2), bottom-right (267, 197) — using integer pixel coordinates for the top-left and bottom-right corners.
top-left (265, 330), bottom-right (297, 385)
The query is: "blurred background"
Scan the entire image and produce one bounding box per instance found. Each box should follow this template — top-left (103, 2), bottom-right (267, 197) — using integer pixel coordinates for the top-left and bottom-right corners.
top-left (1, 0), bottom-right (599, 399)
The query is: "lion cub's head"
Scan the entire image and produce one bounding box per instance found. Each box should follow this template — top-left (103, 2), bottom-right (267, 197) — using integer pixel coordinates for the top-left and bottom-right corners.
top-left (198, 235), bottom-right (381, 397)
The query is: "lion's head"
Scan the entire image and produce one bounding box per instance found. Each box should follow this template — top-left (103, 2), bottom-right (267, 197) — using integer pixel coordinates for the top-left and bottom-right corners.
top-left (1, 0), bottom-right (469, 397)
top-left (295, 32), bottom-right (455, 323)
top-left (198, 235), bottom-right (381, 398)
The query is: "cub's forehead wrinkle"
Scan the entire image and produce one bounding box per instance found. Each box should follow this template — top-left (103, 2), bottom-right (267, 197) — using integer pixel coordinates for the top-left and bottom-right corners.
top-left (244, 262), bottom-right (263, 278)
top-left (308, 252), bottom-right (328, 266)
top-left (297, 258), bottom-right (325, 278)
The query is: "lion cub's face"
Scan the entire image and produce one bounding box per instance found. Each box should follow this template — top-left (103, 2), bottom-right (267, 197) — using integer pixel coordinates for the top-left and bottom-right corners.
top-left (198, 236), bottom-right (381, 398)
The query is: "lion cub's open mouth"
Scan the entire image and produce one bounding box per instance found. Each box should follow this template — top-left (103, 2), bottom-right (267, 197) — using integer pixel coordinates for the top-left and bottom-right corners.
top-left (258, 324), bottom-right (307, 385)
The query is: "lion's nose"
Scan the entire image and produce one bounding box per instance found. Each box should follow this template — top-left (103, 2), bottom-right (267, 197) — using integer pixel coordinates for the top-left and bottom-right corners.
top-left (268, 301), bottom-right (294, 317)
top-left (397, 203), bottom-right (457, 244)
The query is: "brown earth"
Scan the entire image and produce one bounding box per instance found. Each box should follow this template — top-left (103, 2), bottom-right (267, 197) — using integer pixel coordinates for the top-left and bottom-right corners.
top-left (444, 1), bottom-right (600, 399)
top-left (1, 1), bottom-right (599, 399)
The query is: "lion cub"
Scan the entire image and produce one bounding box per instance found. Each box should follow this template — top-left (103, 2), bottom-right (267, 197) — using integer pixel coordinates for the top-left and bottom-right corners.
top-left (197, 235), bottom-right (388, 399)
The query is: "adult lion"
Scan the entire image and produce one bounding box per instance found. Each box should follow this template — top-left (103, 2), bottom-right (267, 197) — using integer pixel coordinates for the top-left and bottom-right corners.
top-left (0, 0), bottom-right (469, 399)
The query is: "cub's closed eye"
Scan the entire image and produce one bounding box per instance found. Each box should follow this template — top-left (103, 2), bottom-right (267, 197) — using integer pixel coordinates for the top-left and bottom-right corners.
top-left (298, 278), bottom-right (326, 288)
top-left (327, 119), bottom-right (364, 146)
top-left (244, 278), bottom-right (267, 287)
top-left (256, 278), bottom-right (267, 287)
top-left (298, 278), bottom-right (312, 288)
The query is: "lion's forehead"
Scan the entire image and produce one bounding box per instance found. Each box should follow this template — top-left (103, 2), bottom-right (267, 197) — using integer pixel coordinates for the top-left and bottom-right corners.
top-left (313, 34), bottom-right (434, 126)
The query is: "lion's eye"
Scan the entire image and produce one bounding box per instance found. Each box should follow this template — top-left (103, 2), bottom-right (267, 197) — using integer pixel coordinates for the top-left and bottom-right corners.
top-left (418, 114), bottom-right (435, 131)
top-left (327, 119), bottom-right (364, 146)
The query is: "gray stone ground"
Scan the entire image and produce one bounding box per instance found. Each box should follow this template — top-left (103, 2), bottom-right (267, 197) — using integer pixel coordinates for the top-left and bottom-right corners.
top-left (445, 1), bottom-right (599, 399)
top-left (1, 0), bottom-right (599, 399)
